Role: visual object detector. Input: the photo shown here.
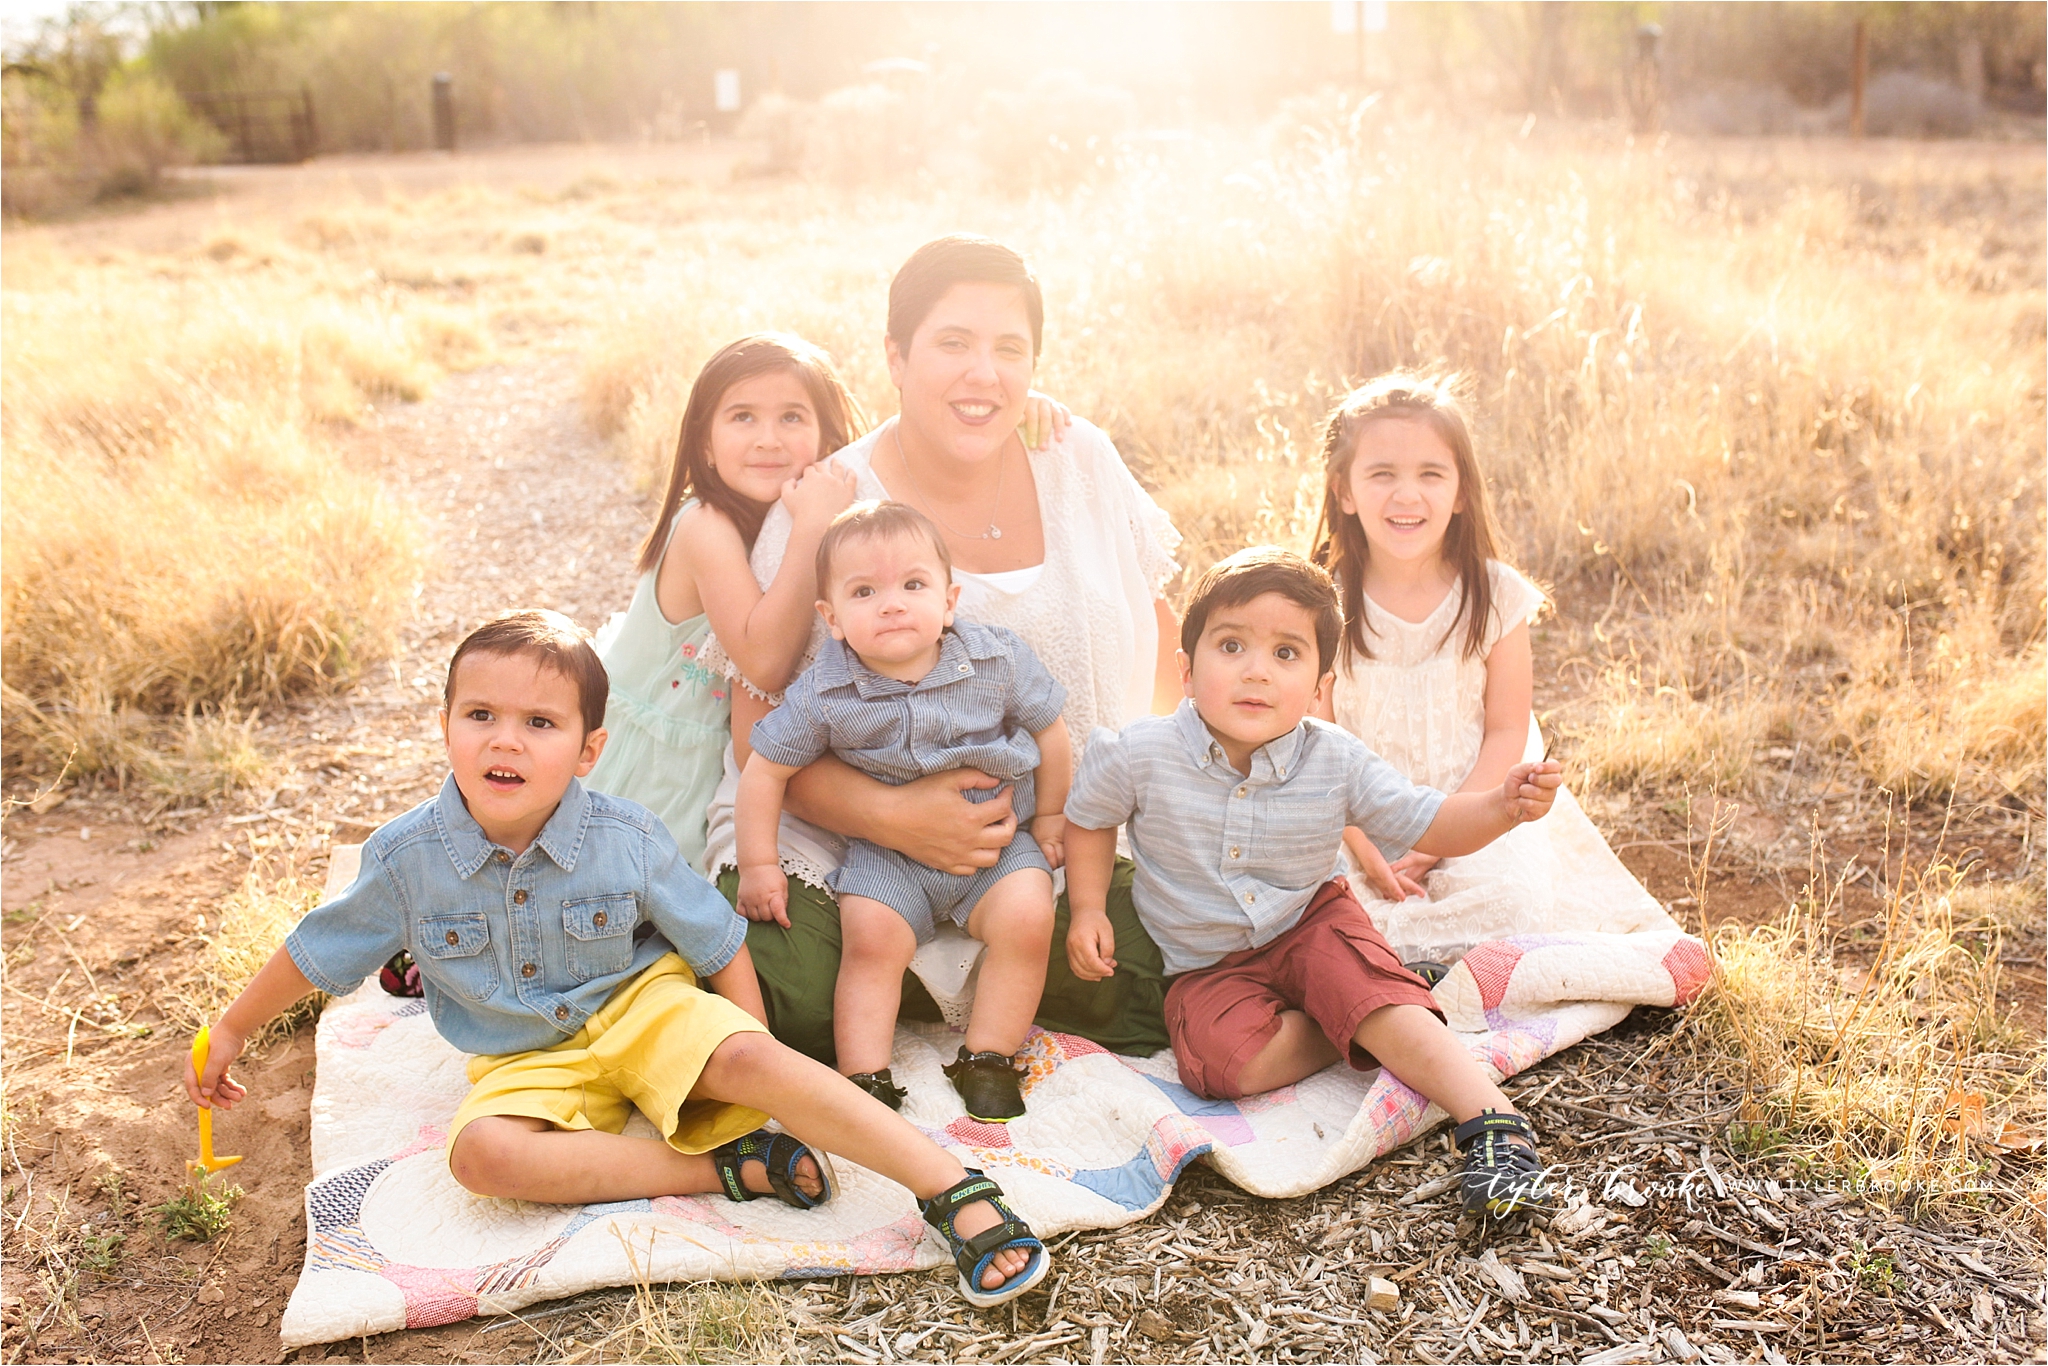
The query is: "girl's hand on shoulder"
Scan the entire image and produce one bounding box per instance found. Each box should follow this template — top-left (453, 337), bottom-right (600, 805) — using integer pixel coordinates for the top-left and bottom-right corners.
top-left (1503, 760), bottom-right (1563, 823)
top-left (782, 459), bottom-right (858, 530)
top-left (1021, 391), bottom-right (1072, 451)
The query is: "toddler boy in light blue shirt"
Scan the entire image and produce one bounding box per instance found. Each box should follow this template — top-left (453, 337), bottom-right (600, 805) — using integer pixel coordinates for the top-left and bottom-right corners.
top-left (1064, 548), bottom-right (1564, 1219)
top-left (184, 610), bottom-right (1051, 1306)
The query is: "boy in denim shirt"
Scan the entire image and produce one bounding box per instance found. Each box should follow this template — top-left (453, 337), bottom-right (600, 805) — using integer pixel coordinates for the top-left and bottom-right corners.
top-left (1063, 550), bottom-right (1562, 1218)
top-left (186, 611), bottom-right (1050, 1307)
top-left (736, 502), bottom-right (1070, 1123)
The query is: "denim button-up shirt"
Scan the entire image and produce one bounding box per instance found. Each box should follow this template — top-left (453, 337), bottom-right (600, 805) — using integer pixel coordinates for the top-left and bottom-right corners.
top-left (750, 620), bottom-right (1066, 784)
top-left (286, 776), bottom-right (748, 1056)
top-left (1066, 702), bottom-right (1445, 975)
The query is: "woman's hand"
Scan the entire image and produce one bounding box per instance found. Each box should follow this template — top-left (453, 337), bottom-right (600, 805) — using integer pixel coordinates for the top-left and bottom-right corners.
top-left (1021, 392), bottom-right (1072, 451)
top-left (781, 458), bottom-right (858, 529)
top-left (877, 771), bottom-right (1016, 875)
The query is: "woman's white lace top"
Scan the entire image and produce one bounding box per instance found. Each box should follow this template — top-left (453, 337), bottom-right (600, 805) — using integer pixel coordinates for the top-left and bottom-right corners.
top-left (700, 416), bottom-right (1180, 885)
top-left (1330, 561), bottom-right (1544, 793)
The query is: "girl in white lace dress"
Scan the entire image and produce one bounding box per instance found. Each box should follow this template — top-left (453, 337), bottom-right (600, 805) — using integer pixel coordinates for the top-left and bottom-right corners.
top-left (1312, 373), bottom-right (1668, 968)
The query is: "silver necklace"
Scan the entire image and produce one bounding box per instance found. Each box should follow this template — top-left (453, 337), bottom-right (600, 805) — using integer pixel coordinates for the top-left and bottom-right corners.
top-left (893, 423), bottom-right (1004, 540)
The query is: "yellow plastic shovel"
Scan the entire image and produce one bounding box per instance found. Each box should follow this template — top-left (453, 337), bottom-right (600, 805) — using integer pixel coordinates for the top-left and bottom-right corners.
top-left (188, 1026), bottom-right (244, 1185)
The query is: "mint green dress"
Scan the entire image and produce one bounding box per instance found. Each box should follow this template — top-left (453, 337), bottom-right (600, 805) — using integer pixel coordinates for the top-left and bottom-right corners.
top-left (584, 503), bottom-right (731, 870)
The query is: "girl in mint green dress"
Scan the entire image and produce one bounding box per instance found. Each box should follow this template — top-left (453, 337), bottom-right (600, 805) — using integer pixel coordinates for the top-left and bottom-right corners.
top-left (584, 334), bottom-right (868, 867)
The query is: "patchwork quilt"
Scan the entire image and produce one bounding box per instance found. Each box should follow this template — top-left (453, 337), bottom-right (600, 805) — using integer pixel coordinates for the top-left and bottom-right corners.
top-left (277, 841), bottom-right (1707, 1347)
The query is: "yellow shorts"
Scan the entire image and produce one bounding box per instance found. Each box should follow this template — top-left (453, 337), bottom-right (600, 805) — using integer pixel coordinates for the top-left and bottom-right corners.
top-left (448, 953), bottom-right (769, 1159)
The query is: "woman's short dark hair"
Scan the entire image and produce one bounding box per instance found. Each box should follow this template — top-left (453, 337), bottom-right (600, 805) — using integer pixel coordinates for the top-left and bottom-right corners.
top-left (1179, 547), bottom-right (1342, 675)
top-left (444, 610), bottom-right (609, 735)
top-left (887, 235), bottom-right (1044, 359)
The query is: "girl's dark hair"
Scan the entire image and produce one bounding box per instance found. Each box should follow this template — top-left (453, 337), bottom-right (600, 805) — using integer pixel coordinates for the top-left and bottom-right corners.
top-left (637, 332), bottom-right (868, 572)
top-left (887, 235), bottom-right (1044, 360)
top-left (1310, 372), bottom-right (1505, 668)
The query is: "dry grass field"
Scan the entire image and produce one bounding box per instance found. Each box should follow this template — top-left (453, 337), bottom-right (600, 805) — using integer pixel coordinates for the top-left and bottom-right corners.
top-left (1, 112), bottom-right (2042, 1364)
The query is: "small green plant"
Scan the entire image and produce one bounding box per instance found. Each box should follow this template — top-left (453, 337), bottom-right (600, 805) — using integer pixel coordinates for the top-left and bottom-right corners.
top-left (4, 901), bottom-right (41, 925)
top-left (156, 1175), bottom-right (240, 1242)
top-left (1643, 1232), bottom-right (1674, 1261)
top-left (1726, 1119), bottom-right (1790, 1159)
top-left (1848, 1242), bottom-right (1897, 1296)
top-left (77, 1224), bottom-right (126, 1274)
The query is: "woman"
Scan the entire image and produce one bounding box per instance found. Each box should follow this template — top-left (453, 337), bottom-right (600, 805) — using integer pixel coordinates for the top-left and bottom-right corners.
top-left (700, 234), bottom-right (1182, 1063)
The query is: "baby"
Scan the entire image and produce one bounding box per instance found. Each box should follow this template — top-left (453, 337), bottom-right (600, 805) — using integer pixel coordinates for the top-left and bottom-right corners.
top-left (187, 610), bottom-right (1048, 1306)
top-left (1063, 548), bottom-right (1563, 1217)
top-left (737, 502), bottom-right (1070, 1122)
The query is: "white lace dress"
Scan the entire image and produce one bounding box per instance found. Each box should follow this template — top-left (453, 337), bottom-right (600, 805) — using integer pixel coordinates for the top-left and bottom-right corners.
top-left (1333, 561), bottom-right (1669, 964)
top-left (699, 416), bottom-right (1180, 892)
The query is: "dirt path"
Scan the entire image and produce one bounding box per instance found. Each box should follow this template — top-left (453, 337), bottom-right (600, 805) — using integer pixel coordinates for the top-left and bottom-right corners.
top-left (0, 358), bottom-right (656, 1365)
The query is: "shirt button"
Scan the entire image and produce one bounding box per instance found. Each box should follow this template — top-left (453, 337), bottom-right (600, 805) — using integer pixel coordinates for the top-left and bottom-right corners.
top-left (1237, 786), bottom-right (1248, 798)
top-left (592, 910), bottom-right (608, 928)
top-left (1230, 846), bottom-right (1241, 858)
top-left (555, 1005), bottom-right (570, 1021)
top-left (958, 664), bottom-right (970, 673)
top-left (496, 851), bottom-right (510, 863)
top-left (513, 889), bottom-right (528, 905)
top-left (1245, 892), bottom-right (1256, 904)
top-left (521, 962), bottom-right (537, 978)
top-left (444, 930), bottom-right (460, 946)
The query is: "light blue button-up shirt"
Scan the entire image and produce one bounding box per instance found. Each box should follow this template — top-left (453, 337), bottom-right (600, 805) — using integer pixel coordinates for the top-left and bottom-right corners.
top-left (1065, 701), bottom-right (1445, 975)
top-left (285, 776), bottom-right (748, 1056)
top-left (749, 620), bottom-right (1066, 784)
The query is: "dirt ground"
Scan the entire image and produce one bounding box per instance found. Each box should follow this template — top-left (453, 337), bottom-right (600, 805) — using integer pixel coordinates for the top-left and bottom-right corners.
top-left (3, 146), bottom-right (2044, 1366)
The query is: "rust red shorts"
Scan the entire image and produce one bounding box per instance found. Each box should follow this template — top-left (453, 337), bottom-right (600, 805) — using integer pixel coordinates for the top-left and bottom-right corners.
top-left (1163, 880), bottom-right (1443, 1100)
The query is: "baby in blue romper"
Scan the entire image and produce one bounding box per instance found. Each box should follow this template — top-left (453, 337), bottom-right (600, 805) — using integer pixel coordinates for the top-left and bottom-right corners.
top-left (736, 501), bottom-right (1071, 1122)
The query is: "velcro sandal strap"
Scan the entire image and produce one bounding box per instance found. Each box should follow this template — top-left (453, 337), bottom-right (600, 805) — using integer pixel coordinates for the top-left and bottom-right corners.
top-left (919, 1170), bottom-right (1006, 1231)
top-left (1453, 1110), bottom-right (1537, 1149)
top-left (761, 1134), bottom-right (805, 1205)
top-left (961, 1219), bottom-right (1037, 1262)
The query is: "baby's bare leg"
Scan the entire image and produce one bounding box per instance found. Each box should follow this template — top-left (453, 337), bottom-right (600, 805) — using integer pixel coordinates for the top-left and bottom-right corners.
top-left (961, 868), bottom-right (1055, 1057)
top-left (1230, 1010), bottom-right (1344, 1096)
top-left (835, 894), bottom-right (917, 1076)
top-left (692, 1032), bottom-right (1030, 1288)
top-left (1353, 1003), bottom-right (1516, 1125)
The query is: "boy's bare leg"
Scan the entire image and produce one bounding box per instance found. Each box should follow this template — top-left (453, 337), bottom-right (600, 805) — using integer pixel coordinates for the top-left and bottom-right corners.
top-left (961, 869), bottom-right (1054, 1057)
top-left (835, 894), bottom-right (917, 1076)
top-left (1230, 1010), bottom-right (1343, 1096)
top-left (1353, 1003), bottom-right (1523, 1129)
top-left (693, 1032), bottom-right (1031, 1288)
top-left (450, 1117), bottom-right (819, 1204)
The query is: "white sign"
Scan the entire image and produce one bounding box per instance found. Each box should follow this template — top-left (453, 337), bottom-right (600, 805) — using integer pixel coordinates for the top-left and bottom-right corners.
top-left (714, 68), bottom-right (741, 113)
top-left (1331, 2), bottom-right (1387, 35)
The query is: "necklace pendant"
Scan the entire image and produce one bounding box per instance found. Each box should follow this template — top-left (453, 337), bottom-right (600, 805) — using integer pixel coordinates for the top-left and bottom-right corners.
top-left (988, 526), bottom-right (1003, 540)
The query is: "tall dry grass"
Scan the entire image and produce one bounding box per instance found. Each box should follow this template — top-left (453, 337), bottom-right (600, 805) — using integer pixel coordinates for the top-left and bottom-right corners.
top-left (582, 104), bottom-right (2044, 817)
top-left (0, 245), bottom-right (478, 794)
top-left (1680, 816), bottom-right (2045, 1224)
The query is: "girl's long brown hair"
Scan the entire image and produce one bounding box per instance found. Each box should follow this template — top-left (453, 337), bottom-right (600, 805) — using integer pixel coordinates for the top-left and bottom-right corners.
top-left (636, 332), bottom-right (868, 573)
top-left (1310, 372), bottom-right (1506, 669)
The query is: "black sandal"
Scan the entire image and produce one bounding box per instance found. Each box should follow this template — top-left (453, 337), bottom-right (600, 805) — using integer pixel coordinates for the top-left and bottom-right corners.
top-left (846, 1068), bottom-right (908, 1111)
top-left (1405, 960), bottom-right (1451, 989)
top-left (1454, 1110), bottom-right (1551, 1218)
top-left (919, 1168), bottom-right (1051, 1307)
top-left (709, 1128), bottom-right (837, 1209)
top-left (942, 1047), bottom-right (1026, 1122)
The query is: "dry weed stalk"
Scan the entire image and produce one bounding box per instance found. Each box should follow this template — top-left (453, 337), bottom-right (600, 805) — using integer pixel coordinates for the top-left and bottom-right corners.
top-left (161, 843), bottom-right (326, 1043)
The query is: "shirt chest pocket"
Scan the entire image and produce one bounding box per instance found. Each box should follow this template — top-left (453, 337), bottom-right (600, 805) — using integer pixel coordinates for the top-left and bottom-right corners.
top-left (418, 914), bottom-right (499, 1002)
top-left (824, 700), bottom-right (906, 758)
top-left (561, 894), bottom-right (637, 982)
